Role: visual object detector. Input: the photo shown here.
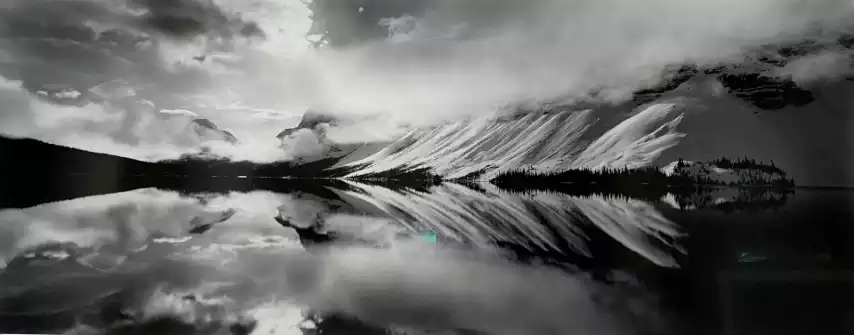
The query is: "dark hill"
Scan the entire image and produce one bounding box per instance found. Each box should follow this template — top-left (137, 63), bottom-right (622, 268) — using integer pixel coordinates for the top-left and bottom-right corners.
top-left (0, 135), bottom-right (356, 208)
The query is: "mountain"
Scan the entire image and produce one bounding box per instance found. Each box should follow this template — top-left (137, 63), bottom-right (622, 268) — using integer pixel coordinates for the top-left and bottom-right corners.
top-left (189, 118), bottom-right (238, 144)
top-left (275, 111), bottom-right (349, 162)
top-left (334, 35), bottom-right (854, 187)
top-left (0, 135), bottom-right (356, 209)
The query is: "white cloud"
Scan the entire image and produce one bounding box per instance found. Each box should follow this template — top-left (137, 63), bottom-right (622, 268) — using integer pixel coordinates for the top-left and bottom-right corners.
top-left (209, 0), bottom-right (854, 126)
top-left (774, 50), bottom-right (854, 85)
top-left (0, 77), bottom-right (235, 161)
top-left (161, 108), bottom-right (200, 117)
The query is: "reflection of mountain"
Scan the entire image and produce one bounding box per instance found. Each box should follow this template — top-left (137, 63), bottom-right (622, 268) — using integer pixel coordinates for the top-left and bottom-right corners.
top-left (0, 179), bottom-right (684, 269)
top-left (0, 183), bottom-right (680, 334)
top-left (330, 181), bottom-right (682, 268)
top-left (5, 181), bottom-right (848, 335)
top-left (1, 160), bottom-right (682, 270)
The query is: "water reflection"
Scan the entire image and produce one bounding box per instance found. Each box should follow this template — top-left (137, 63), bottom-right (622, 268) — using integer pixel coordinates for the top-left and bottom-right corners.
top-left (0, 182), bottom-right (850, 335)
top-left (661, 187), bottom-right (792, 213)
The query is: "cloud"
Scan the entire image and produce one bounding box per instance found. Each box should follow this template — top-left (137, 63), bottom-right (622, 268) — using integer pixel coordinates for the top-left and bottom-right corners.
top-left (2, 0), bottom-right (854, 163)
top-left (774, 50), bottom-right (854, 85)
top-left (130, 0), bottom-right (265, 39)
top-left (0, 77), bottom-right (243, 161)
top-left (0, 0), bottom-right (270, 102)
top-left (278, 0), bottom-right (854, 122)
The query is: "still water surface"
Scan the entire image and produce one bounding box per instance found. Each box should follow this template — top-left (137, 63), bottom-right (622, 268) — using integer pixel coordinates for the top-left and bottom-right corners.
top-left (0, 181), bottom-right (851, 335)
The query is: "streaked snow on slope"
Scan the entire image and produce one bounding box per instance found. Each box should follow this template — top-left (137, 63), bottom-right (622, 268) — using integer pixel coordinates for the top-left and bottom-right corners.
top-left (342, 103), bottom-right (687, 179)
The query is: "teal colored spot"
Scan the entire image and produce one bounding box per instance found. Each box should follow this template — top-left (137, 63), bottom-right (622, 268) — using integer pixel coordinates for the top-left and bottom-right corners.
top-left (424, 231), bottom-right (437, 244)
top-left (738, 252), bottom-right (766, 263)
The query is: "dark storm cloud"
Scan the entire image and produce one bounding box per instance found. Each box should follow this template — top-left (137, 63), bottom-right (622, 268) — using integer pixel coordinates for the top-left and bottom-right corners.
top-left (0, 0), bottom-right (263, 93)
top-left (130, 0), bottom-right (265, 39)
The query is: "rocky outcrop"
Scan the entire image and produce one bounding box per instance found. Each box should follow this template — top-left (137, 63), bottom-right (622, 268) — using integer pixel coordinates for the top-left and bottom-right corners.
top-left (632, 65), bottom-right (699, 105)
top-left (715, 72), bottom-right (814, 110)
top-left (629, 34), bottom-right (854, 111)
top-left (191, 118), bottom-right (238, 144)
top-left (631, 65), bottom-right (815, 111)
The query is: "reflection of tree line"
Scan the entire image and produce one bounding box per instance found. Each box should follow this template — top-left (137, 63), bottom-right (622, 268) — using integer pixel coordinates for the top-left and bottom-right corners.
top-left (493, 184), bottom-right (791, 213)
top-left (492, 166), bottom-right (675, 201)
top-left (672, 187), bottom-right (792, 213)
top-left (490, 162), bottom-right (795, 211)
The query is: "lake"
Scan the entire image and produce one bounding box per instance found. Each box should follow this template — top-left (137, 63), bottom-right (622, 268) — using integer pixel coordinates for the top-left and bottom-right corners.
top-left (0, 181), bottom-right (851, 335)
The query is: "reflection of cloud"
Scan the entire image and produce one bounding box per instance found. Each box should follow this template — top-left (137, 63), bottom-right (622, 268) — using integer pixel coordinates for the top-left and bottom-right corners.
top-left (188, 241), bottom-right (662, 335)
top-left (0, 188), bottom-right (231, 268)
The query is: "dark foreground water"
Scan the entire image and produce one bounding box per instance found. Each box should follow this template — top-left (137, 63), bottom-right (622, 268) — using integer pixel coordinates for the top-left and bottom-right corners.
top-left (0, 181), bottom-right (852, 335)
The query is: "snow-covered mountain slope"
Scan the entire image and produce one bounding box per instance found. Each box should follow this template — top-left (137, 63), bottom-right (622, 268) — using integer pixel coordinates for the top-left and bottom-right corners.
top-left (342, 102), bottom-right (686, 180)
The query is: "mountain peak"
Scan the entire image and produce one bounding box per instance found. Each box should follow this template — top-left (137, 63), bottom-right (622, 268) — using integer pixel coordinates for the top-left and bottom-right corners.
top-left (275, 110), bottom-right (339, 139)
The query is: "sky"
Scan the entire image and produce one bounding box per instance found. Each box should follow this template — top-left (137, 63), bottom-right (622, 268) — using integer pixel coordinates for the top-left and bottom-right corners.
top-left (1, 0), bottom-right (853, 173)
